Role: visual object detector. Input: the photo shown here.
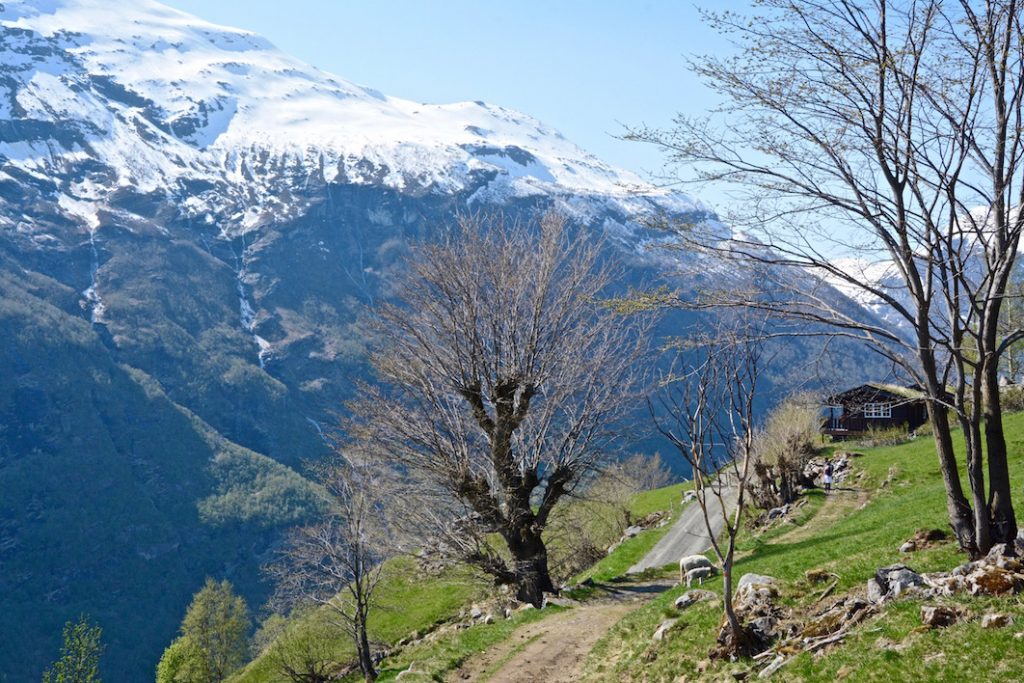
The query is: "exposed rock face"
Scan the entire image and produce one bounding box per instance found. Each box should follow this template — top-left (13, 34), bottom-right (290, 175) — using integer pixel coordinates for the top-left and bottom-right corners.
top-left (874, 552), bottom-right (1024, 606)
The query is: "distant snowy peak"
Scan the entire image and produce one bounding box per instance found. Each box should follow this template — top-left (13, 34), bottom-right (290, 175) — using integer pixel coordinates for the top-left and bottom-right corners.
top-left (823, 256), bottom-right (912, 331)
top-left (0, 0), bottom-right (701, 213)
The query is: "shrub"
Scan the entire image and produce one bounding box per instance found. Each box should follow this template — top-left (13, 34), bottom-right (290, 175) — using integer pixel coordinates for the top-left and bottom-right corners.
top-left (748, 393), bottom-right (821, 508)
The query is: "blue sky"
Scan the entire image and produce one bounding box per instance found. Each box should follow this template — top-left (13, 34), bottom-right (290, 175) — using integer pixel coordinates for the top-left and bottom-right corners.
top-left (163, 0), bottom-right (737, 208)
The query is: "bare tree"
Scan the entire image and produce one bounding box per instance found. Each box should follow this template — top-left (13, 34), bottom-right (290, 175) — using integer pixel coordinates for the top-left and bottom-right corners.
top-left (630, 0), bottom-right (1023, 556)
top-left (347, 212), bottom-right (649, 606)
top-left (651, 325), bottom-right (764, 656)
top-left (269, 458), bottom-right (389, 682)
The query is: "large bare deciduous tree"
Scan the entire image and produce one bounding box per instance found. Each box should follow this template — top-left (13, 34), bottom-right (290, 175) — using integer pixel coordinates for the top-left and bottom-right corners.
top-left (631, 0), bottom-right (1023, 556)
top-left (348, 212), bottom-right (649, 606)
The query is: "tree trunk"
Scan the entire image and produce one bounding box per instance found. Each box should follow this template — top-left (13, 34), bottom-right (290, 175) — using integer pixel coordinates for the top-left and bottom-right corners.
top-left (357, 624), bottom-right (377, 682)
top-left (717, 557), bottom-right (758, 657)
top-left (927, 400), bottom-right (978, 556)
top-left (507, 530), bottom-right (556, 607)
top-left (963, 416), bottom-right (992, 556)
top-left (983, 367), bottom-right (1019, 547)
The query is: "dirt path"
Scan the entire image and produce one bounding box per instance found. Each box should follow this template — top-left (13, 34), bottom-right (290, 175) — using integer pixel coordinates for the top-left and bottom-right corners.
top-left (449, 581), bottom-right (673, 683)
top-left (779, 483), bottom-right (870, 544)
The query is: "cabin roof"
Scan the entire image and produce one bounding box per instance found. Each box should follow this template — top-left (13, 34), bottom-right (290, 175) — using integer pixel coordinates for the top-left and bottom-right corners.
top-left (826, 382), bottom-right (926, 404)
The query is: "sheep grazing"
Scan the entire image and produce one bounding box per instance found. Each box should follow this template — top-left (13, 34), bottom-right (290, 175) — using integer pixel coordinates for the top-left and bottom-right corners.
top-left (678, 554), bottom-right (713, 584)
top-left (685, 566), bottom-right (715, 587)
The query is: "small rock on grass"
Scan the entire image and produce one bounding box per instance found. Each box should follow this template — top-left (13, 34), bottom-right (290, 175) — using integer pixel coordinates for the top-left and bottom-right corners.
top-left (652, 618), bottom-right (680, 641)
top-left (867, 578), bottom-right (885, 604)
top-left (674, 589), bottom-right (717, 610)
top-left (981, 612), bottom-right (1013, 629)
top-left (805, 568), bottom-right (832, 584)
top-left (921, 605), bottom-right (960, 628)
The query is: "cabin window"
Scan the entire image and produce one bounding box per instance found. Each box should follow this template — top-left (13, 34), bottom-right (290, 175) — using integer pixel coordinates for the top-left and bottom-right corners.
top-left (864, 402), bottom-right (892, 418)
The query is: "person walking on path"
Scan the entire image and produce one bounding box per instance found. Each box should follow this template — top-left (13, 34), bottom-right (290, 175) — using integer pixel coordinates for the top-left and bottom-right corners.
top-left (823, 460), bottom-right (834, 494)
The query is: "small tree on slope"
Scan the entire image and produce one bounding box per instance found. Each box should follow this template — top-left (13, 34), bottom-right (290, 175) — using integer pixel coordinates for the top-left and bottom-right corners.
top-left (156, 578), bottom-right (249, 683)
top-left (652, 324), bottom-right (764, 656)
top-left (269, 456), bottom-right (390, 682)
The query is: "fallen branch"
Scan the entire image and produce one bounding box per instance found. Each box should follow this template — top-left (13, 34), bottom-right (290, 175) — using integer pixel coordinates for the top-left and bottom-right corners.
top-left (815, 580), bottom-right (838, 602)
top-left (803, 631), bottom-right (846, 652)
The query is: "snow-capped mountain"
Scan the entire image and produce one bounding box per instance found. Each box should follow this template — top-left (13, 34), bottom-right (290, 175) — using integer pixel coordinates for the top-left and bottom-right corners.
top-left (1, 0), bottom-right (699, 236)
top-left (0, 2), bottom-right (881, 681)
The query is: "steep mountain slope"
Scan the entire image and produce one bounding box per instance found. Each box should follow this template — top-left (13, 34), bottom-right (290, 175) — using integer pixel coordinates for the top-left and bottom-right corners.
top-left (0, 1), bottom-right (884, 680)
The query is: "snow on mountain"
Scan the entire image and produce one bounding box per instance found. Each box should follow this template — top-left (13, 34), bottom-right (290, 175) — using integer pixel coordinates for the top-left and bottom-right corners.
top-left (825, 257), bottom-right (908, 322)
top-left (0, 0), bottom-right (702, 236)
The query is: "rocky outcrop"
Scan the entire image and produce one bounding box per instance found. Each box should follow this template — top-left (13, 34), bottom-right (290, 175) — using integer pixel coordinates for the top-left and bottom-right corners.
top-left (867, 547), bottom-right (1024, 607)
top-left (866, 564), bottom-right (926, 602)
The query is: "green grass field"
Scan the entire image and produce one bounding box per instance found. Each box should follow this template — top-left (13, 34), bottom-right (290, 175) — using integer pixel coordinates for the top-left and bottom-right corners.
top-left (581, 416), bottom-right (1024, 682)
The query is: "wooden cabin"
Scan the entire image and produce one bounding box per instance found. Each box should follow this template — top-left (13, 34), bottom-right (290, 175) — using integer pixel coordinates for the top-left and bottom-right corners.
top-left (822, 383), bottom-right (929, 440)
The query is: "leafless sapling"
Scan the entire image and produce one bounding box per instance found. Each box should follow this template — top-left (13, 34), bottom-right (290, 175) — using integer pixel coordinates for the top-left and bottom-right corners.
top-left (652, 328), bottom-right (764, 656)
top-left (269, 457), bottom-right (389, 682)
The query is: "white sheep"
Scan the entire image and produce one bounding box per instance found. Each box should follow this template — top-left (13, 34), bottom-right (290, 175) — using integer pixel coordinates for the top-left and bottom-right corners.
top-left (678, 554), bottom-right (713, 584)
top-left (686, 566), bottom-right (715, 587)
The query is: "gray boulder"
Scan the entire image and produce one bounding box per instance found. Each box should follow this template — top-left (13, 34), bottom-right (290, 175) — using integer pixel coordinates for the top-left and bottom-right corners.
top-left (874, 564), bottom-right (924, 597)
top-left (735, 574), bottom-right (779, 611)
top-left (652, 617), bottom-right (680, 641)
top-left (737, 574), bottom-right (778, 591)
top-left (866, 578), bottom-right (886, 603)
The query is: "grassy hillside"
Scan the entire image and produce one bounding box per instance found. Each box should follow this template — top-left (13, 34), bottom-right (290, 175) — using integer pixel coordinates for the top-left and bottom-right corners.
top-left (581, 416), bottom-right (1024, 682)
top-left (233, 482), bottom-right (690, 682)
top-left (235, 413), bottom-right (1024, 683)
